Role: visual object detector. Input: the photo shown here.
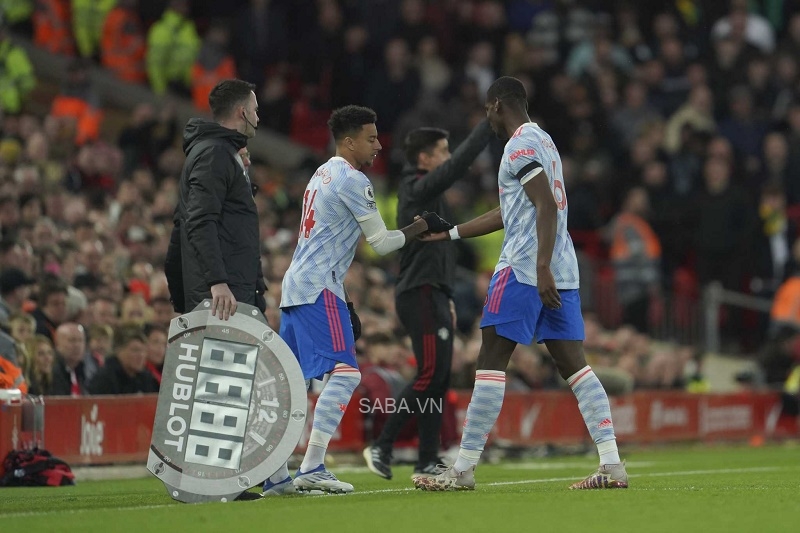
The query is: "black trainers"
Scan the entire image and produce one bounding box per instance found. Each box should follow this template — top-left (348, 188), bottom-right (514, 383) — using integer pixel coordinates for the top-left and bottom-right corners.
top-left (412, 459), bottom-right (446, 480)
top-left (234, 490), bottom-right (264, 501)
top-left (363, 446), bottom-right (393, 480)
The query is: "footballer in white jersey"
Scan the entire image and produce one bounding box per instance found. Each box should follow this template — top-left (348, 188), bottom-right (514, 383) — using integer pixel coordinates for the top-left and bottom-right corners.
top-left (279, 106), bottom-right (431, 380)
top-left (414, 78), bottom-right (625, 493)
top-left (269, 106), bottom-right (437, 496)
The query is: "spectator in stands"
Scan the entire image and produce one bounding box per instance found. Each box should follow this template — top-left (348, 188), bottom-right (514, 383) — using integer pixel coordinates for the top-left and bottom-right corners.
top-left (88, 296), bottom-right (117, 328)
top-left (119, 293), bottom-right (148, 325)
top-left (717, 85), bottom-right (768, 171)
top-left (144, 323), bottom-right (165, 385)
top-left (86, 323), bottom-right (111, 369)
top-left (0, 239), bottom-right (33, 277)
top-left (117, 102), bottom-right (178, 178)
top-left (33, 0), bottom-right (75, 56)
top-left (149, 296), bottom-right (174, 329)
top-left (752, 182), bottom-right (797, 297)
top-left (566, 24), bottom-right (633, 80)
top-left (711, 0), bottom-right (775, 54)
top-left (31, 279), bottom-right (68, 341)
top-left (49, 322), bottom-right (89, 395)
top-left (769, 237), bottom-right (800, 334)
top-left (0, 267), bottom-right (35, 329)
top-left (8, 312), bottom-right (35, 347)
top-left (71, 0), bottom-right (115, 60)
top-left (611, 80), bottom-right (661, 153)
top-left (50, 58), bottom-right (103, 146)
top-left (692, 156), bottom-right (754, 292)
top-left (0, 0), bottom-right (33, 29)
top-left (328, 24), bottom-right (370, 110)
top-left (146, 0), bottom-right (200, 96)
top-left (100, 0), bottom-right (146, 84)
top-left (86, 323), bottom-right (158, 394)
top-left (191, 23), bottom-right (237, 112)
top-left (608, 186), bottom-right (662, 333)
top-left (0, 306), bottom-right (19, 365)
top-left (0, 353), bottom-right (27, 393)
top-left (0, 19), bottom-right (36, 114)
top-left (365, 38), bottom-right (421, 134)
top-left (755, 132), bottom-right (792, 198)
top-left (663, 84), bottom-right (715, 154)
top-left (25, 334), bottom-right (54, 395)
top-left (231, 0), bottom-right (288, 92)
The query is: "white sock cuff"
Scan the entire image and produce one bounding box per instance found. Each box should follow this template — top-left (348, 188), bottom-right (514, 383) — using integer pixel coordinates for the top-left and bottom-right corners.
top-left (308, 429), bottom-right (332, 449)
top-left (567, 365), bottom-right (593, 388)
top-left (597, 438), bottom-right (617, 454)
top-left (454, 449), bottom-right (482, 471)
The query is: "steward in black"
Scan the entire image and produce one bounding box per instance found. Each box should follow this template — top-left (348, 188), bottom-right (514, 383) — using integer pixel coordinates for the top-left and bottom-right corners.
top-left (369, 120), bottom-right (493, 477)
top-left (166, 118), bottom-right (265, 312)
top-left (394, 119), bottom-right (493, 296)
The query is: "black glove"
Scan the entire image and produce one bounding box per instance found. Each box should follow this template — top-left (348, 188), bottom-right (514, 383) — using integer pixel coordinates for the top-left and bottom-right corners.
top-left (347, 301), bottom-right (362, 341)
top-left (421, 211), bottom-right (454, 233)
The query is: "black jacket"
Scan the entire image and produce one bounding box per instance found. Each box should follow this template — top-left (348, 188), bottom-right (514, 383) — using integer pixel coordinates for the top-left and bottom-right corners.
top-left (86, 356), bottom-right (159, 395)
top-left (166, 119), bottom-right (265, 312)
top-left (49, 355), bottom-right (88, 396)
top-left (395, 120), bottom-right (493, 296)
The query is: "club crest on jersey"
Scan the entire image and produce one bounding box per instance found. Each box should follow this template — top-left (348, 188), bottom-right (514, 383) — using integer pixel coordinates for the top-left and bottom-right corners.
top-left (364, 185), bottom-right (376, 208)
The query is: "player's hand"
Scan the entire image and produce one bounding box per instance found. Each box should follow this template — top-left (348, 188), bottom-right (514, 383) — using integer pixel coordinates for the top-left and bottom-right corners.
top-left (420, 211), bottom-right (454, 233)
top-left (449, 299), bottom-right (457, 330)
top-left (536, 266), bottom-right (561, 310)
top-left (347, 301), bottom-right (362, 341)
top-left (210, 283), bottom-right (237, 320)
top-left (418, 231), bottom-right (449, 242)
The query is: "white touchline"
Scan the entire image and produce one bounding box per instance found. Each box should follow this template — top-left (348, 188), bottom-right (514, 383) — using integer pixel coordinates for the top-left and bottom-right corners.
top-left (306, 465), bottom-right (786, 497)
top-left (1, 465), bottom-right (791, 517)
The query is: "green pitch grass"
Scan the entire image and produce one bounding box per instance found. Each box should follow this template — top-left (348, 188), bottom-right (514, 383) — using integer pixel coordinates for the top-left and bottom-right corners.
top-left (2, 443), bottom-right (799, 533)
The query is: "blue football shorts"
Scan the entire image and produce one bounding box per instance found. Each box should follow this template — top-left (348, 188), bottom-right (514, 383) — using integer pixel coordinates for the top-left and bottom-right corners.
top-left (479, 266), bottom-right (585, 345)
top-left (279, 289), bottom-right (358, 380)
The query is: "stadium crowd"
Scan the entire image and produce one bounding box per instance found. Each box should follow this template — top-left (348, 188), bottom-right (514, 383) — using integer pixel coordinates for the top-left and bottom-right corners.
top-left (1, 0), bottom-right (799, 405)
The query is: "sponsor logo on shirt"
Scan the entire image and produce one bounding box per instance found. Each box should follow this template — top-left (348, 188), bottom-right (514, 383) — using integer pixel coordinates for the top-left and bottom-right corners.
top-left (509, 148), bottom-right (536, 161)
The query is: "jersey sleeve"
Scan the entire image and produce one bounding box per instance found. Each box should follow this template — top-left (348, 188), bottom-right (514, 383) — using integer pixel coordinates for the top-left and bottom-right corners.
top-left (337, 170), bottom-right (379, 222)
top-left (506, 139), bottom-right (544, 185)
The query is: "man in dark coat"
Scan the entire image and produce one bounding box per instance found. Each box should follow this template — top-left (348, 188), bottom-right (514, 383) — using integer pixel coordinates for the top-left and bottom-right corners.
top-left (364, 119), bottom-right (493, 479)
top-left (165, 79), bottom-right (266, 318)
top-left (86, 324), bottom-right (158, 395)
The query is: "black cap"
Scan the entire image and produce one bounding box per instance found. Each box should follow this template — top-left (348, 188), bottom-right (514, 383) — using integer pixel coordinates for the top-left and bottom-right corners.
top-left (0, 268), bottom-right (36, 294)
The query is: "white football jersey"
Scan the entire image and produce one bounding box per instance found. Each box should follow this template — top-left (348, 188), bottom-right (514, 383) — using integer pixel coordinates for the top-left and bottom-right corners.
top-left (281, 157), bottom-right (378, 307)
top-left (495, 122), bottom-right (579, 289)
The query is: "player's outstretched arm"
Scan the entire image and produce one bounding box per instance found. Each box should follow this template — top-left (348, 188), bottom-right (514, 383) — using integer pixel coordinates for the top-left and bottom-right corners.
top-left (420, 206), bottom-right (503, 242)
top-left (357, 212), bottom-right (428, 256)
top-left (410, 120), bottom-right (493, 201)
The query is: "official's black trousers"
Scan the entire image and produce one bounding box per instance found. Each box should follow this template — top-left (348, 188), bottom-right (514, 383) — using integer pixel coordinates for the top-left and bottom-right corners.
top-left (376, 285), bottom-right (453, 467)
